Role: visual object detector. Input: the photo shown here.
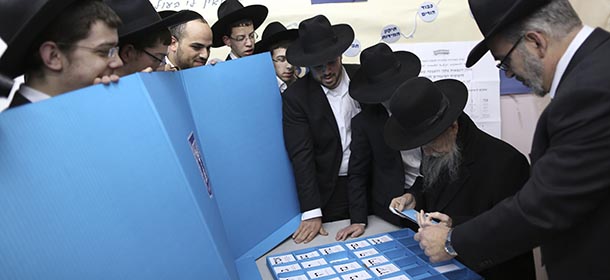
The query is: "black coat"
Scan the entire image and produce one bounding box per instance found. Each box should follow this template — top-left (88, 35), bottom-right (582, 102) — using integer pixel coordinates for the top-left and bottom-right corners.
top-left (282, 64), bottom-right (359, 213)
top-left (452, 28), bottom-right (610, 280)
top-left (8, 91), bottom-right (30, 108)
top-left (411, 113), bottom-right (535, 279)
top-left (347, 104), bottom-right (407, 226)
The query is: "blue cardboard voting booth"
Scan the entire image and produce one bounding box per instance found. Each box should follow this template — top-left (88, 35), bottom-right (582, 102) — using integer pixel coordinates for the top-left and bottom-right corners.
top-left (0, 53), bottom-right (481, 280)
top-left (0, 54), bottom-right (301, 279)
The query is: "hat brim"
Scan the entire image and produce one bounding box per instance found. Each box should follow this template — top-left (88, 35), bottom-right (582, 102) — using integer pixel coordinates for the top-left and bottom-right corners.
top-left (120, 10), bottom-right (201, 38)
top-left (349, 51), bottom-right (421, 104)
top-left (254, 29), bottom-right (298, 54)
top-left (0, 0), bottom-right (79, 78)
top-left (211, 5), bottom-right (268, 48)
top-left (466, 0), bottom-right (550, 68)
top-left (384, 79), bottom-right (468, 150)
top-left (286, 24), bottom-right (354, 67)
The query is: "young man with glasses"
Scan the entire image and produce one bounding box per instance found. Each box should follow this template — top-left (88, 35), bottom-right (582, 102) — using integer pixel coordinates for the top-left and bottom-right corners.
top-left (1, 0), bottom-right (123, 108)
top-left (104, 1), bottom-right (198, 76)
top-left (254, 22), bottom-right (299, 93)
top-left (210, 0), bottom-right (268, 61)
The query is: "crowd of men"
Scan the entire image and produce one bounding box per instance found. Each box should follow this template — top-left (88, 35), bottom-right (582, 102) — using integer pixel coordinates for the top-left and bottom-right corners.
top-left (1, 0), bottom-right (609, 279)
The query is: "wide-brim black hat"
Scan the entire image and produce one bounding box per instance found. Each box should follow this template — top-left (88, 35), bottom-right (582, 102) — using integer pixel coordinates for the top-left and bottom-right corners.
top-left (466, 0), bottom-right (551, 68)
top-left (211, 0), bottom-right (268, 48)
top-left (0, 0), bottom-right (79, 78)
top-left (286, 15), bottom-right (354, 67)
top-left (350, 43), bottom-right (421, 104)
top-left (104, 1), bottom-right (201, 39)
top-left (254, 22), bottom-right (298, 54)
top-left (384, 77), bottom-right (468, 150)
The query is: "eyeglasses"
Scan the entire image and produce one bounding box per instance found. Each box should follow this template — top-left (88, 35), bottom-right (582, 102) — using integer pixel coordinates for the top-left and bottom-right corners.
top-left (141, 49), bottom-right (167, 67)
top-left (229, 32), bottom-right (258, 43)
top-left (272, 56), bottom-right (288, 63)
top-left (496, 35), bottom-right (523, 71)
top-left (56, 42), bottom-right (120, 58)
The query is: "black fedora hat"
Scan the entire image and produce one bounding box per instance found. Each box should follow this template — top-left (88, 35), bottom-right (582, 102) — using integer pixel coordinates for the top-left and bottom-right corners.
top-left (104, 0), bottom-right (200, 38)
top-left (254, 22), bottom-right (299, 54)
top-left (286, 15), bottom-right (354, 67)
top-left (350, 43), bottom-right (421, 104)
top-left (0, 0), bottom-right (79, 78)
top-left (211, 0), bottom-right (268, 48)
top-left (466, 0), bottom-right (551, 67)
top-left (158, 10), bottom-right (202, 26)
top-left (384, 77), bottom-right (468, 150)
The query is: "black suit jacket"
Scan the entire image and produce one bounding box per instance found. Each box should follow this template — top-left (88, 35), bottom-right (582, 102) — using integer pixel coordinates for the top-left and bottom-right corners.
top-left (282, 64), bottom-right (359, 213)
top-left (452, 28), bottom-right (610, 280)
top-left (412, 113), bottom-right (535, 279)
top-left (8, 91), bottom-right (30, 108)
top-left (347, 104), bottom-right (407, 226)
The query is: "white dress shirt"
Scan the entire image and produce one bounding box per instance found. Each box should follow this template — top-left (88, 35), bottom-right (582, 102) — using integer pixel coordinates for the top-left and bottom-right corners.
top-left (277, 76), bottom-right (288, 94)
top-left (549, 25), bottom-right (594, 99)
top-left (301, 66), bottom-right (361, 221)
top-left (19, 84), bottom-right (51, 103)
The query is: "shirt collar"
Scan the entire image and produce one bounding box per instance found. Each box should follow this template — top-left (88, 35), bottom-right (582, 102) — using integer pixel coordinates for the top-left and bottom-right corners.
top-left (229, 52), bottom-right (240, 60)
top-left (549, 25), bottom-right (594, 98)
top-left (277, 76), bottom-right (288, 93)
top-left (165, 56), bottom-right (179, 71)
top-left (20, 84), bottom-right (51, 103)
top-left (321, 66), bottom-right (349, 97)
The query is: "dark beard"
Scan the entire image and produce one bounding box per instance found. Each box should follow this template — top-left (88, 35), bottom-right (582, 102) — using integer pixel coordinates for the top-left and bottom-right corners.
top-left (421, 144), bottom-right (461, 190)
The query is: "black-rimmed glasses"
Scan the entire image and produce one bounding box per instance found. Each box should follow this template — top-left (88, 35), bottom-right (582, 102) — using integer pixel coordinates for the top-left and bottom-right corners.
top-left (141, 49), bottom-right (167, 67)
top-left (229, 32), bottom-right (258, 43)
top-left (496, 35), bottom-right (524, 71)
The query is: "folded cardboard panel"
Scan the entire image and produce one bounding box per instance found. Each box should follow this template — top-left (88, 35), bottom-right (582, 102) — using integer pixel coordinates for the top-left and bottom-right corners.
top-left (0, 53), bottom-right (300, 279)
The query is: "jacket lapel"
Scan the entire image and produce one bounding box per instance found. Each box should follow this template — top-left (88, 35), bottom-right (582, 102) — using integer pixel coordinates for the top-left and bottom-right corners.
top-left (308, 76), bottom-right (340, 140)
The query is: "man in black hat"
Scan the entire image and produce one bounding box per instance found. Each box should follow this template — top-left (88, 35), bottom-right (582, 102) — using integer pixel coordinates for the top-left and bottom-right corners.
top-left (163, 10), bottom-right (212, 71)
top-left (211, 0), bottom-right (268, 60)
top-left (414, 1), bottom-right (610, 278)
top-left (334, 43), bottom-right (422, 241)
top-left (105, 1), bottom-right (200, 75)
top-left (385, 77), bottom-right (535, 279)
top-left (0, 0), bottom-right (122, 108)
top-left (283, 15), bottom-right (360, 244)
top-left (254, 22), bottom-right (299, 93)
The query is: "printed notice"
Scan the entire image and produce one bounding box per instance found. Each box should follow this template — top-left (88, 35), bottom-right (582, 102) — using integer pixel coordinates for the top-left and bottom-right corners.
top-left (269, 254), bottom-right (296, 265)
top-left (392, 41), bottom-right (502, 138)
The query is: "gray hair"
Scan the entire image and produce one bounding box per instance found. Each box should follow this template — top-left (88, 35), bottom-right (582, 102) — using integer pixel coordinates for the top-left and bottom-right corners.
top-left (501, 0), bottom-right (582, 41)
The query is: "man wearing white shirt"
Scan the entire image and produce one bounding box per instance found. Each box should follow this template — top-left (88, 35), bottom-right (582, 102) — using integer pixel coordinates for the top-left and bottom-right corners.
top-left (414, 0), bottom-right (610, 279)
top-left (283, 15), bottom-right (360, 244)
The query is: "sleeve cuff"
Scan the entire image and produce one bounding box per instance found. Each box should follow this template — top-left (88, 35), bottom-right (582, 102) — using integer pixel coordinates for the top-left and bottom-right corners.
top-left (301, 208), bottom-right (322, 221)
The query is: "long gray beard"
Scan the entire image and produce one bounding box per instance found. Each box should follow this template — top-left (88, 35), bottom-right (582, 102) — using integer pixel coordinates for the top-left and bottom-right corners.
top-left (421, 144), bottom-right (461, 191)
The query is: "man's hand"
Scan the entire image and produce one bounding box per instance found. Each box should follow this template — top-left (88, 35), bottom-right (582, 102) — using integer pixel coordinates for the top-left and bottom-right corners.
top-left (93, 74), bottom-right (120, 85)
top-left (417, 210), bottom-right (452, 227)
top-left (414, 224), bottom-right (455, 263)
top-left (389, 193), bottom-right (416, 211)
top-left (335, 224), bottom-right (365, 241)
top-left (293, 217), bottom-right (327, 244)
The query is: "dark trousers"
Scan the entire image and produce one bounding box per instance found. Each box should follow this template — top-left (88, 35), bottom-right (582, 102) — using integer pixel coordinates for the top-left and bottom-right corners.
top-left (322, 176), bottom-right (350, 222)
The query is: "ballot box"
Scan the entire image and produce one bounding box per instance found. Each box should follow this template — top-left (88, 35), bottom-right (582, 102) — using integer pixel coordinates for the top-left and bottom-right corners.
top-left (265, 229), bottom-right (482, 280)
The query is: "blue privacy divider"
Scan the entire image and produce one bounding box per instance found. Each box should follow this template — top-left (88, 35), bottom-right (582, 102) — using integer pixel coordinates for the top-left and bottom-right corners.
top-left (0, 53), bottom-right (301, 279)
top-left (0, 74), bottom-right (234, 279)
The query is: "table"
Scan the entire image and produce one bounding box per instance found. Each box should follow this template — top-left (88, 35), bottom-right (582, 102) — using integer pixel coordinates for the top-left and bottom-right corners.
top-left (256, 215), bottom-right (400, 279)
